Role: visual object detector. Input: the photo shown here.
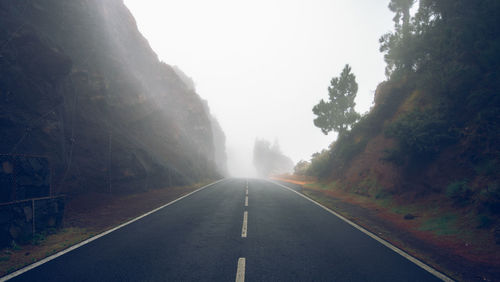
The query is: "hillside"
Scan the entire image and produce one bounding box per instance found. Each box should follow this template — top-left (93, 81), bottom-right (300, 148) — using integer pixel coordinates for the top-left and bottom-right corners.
top-left (0, 0), bottom-right (225, 200)
top-left (296, 1), bottom-right (500, 278)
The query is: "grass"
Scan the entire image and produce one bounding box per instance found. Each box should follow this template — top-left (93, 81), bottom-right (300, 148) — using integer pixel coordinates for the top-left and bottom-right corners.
top-left (357, 176), bottom-right (384, 197)
top-left (304, 182), bottom-right (333, 191)
top-left (390, 204), bottom-right (414, 215)
top-left (10, 241), bottom-right (21, 251)
top-left (419, 214), bottom-right (459, 235)
top-left (298, 176), bottom-right (495, 247)
top-left (0, 227), bottom-right (94, 277)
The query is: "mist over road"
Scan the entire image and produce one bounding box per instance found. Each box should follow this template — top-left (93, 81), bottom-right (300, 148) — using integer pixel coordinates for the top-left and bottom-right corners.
top-left (8, 179), bottom-right (441, 281)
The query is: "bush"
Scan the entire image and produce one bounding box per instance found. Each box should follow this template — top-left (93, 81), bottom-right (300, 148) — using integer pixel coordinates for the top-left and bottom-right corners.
top-left (477, 215), bottom-right (493, 229)
top-left (332, 136), bottom-right (367, 164)
top-left (385, 109), bottom-right (458, 162)
top-left (306, 150), bottom-right (331, 178)
top-left (381, 148), bottom-right (405, 166)
top-left (293, 160), bottom-right (310, 176)
top-left (474, 159), bottom-right (499, 178)
top-left (446, 180), bottom-right (472, 206)
top-left (479, 182), bottom-right (500, 215)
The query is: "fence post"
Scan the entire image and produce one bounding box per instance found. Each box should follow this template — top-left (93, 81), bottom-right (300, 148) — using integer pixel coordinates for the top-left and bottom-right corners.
top-left (32, 199), bottom-right (35, 235)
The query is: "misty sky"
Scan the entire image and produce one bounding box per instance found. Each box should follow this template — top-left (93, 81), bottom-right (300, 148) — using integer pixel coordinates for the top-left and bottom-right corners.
top-left (123, 0), bottom-right (394, 176)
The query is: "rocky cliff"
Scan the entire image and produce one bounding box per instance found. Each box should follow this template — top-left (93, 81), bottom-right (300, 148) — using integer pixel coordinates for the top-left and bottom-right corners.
top-left (0, 0), bottom-right (224, 200)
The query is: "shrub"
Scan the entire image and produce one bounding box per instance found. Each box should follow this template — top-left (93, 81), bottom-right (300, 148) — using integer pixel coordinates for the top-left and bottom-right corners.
top-left (332, 136), bottom-right (367, 163)
top-left (293, 160), bottom-right (310, 176)
top-left (446, 180), bottom-right (472, 206)
top-left (385, 109), bottom-right (458, 162)
top-left (306, 150), bottom-right (331, 178)
top-left (479, 182), bottom-right (500, 215)
top-left (381, 148), bottom-right (405, 166)
top-left (477, 215), bottom-right (493, 229)
top-left (474, 159), bottom-right (499, 178)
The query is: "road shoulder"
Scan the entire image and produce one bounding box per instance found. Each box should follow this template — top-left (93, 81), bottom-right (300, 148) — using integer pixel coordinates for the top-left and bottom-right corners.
top-left (271, 178), bottom-right (500, 281)
top-left (0, 179), bottom-right (223, 279)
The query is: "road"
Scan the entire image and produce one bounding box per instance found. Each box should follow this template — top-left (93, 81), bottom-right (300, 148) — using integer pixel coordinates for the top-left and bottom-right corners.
top-left (6, 179), bottom-right (443, 281)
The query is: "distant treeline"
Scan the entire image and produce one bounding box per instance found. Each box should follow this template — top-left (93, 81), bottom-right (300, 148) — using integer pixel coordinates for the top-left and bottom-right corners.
top-left (253, 139), bottom-right (293, 177)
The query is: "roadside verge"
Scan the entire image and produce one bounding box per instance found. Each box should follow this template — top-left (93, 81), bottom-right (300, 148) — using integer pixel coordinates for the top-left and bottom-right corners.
top-left (0, 179), bottom-right (225, 280)
top-left (269, 179), bottom-right (454, 282)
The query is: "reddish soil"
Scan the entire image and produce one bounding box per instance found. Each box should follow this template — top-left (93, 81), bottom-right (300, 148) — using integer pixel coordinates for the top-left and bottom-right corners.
top-left (275, 176), bottom-right (500, 281)
top-left (63, 184), bottom-right (207, 231)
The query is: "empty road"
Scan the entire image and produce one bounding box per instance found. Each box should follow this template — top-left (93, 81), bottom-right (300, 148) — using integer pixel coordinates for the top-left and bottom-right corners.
top-left (5, 179), bottom-right (444, 281)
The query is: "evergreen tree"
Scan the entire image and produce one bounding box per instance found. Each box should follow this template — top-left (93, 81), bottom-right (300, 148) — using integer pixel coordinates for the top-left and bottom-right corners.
top-left (380, 0), bottom-right (416, 76)
top-left (312, 64), bottom-right (360, 136)
top-left (388, 0), bottom-right (415, 37)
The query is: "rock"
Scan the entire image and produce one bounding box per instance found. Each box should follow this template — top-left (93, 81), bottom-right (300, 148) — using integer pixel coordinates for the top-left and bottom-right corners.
top-left (2, 161), bottom-right (13, 174)
top-left (0, 209), bottom-right (13, 224)
top-left (8, 225), bottom-right (21, 240)
top-left (404, 214), bottom-right (416, 220)
top-left (47, 217), bottom-right (56, 227)
top-left (23, 206), bottom-right (33, 222)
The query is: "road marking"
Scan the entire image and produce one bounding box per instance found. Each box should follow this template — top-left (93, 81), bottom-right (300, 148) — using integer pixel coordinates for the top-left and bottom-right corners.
top-left (0, 179), bottom-right (227, 282)
top-left (245, 195), bottom-right (248, 207)
top-left (245, 189), bottom-right (248, 196)
top-left (269, 181), bottom-right (453, 282)
top-left (235, 257), bottom-right (246, 282)
top-left (241, 211), bottom-right (248, 238)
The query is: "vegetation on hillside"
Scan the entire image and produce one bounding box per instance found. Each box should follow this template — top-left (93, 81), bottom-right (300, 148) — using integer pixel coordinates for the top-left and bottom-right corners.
top-left (297, 0), bottom-right (500, 231)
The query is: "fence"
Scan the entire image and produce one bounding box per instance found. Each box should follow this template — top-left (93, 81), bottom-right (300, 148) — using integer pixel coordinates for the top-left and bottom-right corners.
top-left (0, 195), bottom-right (65, 248)
top-left (0, 154), bottom-right (52, 203)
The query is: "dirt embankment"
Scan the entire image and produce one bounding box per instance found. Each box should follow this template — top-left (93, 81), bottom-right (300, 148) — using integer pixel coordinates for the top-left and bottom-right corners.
top-left (272, 176), bottom-right (500, 281)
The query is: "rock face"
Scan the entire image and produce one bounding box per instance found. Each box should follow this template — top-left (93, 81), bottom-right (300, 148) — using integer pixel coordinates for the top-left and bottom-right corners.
top-left (173, 67), bottom-right (228, 177)
top-left (0, 0), bottom-right (224, 198)
top-left (209, 116), bottom-right (228, 177)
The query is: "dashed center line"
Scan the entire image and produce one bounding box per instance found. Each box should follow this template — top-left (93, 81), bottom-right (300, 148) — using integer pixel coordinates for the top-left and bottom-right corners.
top-left (235, 257), bottom-right (246, 282)
top-left (241, 211), bottom-right (248, 238)
top-left (237, 182), bottom-right (248, 280)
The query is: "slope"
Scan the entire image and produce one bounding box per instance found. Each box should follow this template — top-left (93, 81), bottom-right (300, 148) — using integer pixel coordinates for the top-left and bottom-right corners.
top-left (0, 0), bottom-right (224, 200)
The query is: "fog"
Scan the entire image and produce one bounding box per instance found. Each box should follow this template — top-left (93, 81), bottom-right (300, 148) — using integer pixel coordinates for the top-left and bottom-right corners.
top-left (123, 0), bottom-right (393, 177)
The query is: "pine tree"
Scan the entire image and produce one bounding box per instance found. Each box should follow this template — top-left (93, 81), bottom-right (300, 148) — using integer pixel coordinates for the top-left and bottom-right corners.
top-left (312, 64), bottom-right (360, 136)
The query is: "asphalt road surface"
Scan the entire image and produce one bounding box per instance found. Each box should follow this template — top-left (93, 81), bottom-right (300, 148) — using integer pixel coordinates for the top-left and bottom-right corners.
top-left (6, 178), bottom-right (443, 281)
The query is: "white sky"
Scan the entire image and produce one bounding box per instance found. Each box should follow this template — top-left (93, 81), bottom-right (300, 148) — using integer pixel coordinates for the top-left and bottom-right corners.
top-left (123, 0), bottom-right (394, 176)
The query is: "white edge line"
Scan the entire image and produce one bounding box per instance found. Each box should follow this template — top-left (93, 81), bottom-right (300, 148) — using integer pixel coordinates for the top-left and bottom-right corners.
top-left (235, 257), bottom-right (246, 282)
top-left (268, 180), bottom-right (454, 282)
top-left (1, 178), bottom-right (227, 282)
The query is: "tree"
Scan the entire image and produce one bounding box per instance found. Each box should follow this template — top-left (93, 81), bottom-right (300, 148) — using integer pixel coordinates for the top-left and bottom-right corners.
top-left (253, 139), bottom-right (294, 177)
top-left (293, 160), bottom-right (310, 176)
top-left (388, 0), bottom-right (415, 38)
top-left (380, 0), bottom-right (416, 76)
top-left (312, 64), bottom-right (360, 136)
